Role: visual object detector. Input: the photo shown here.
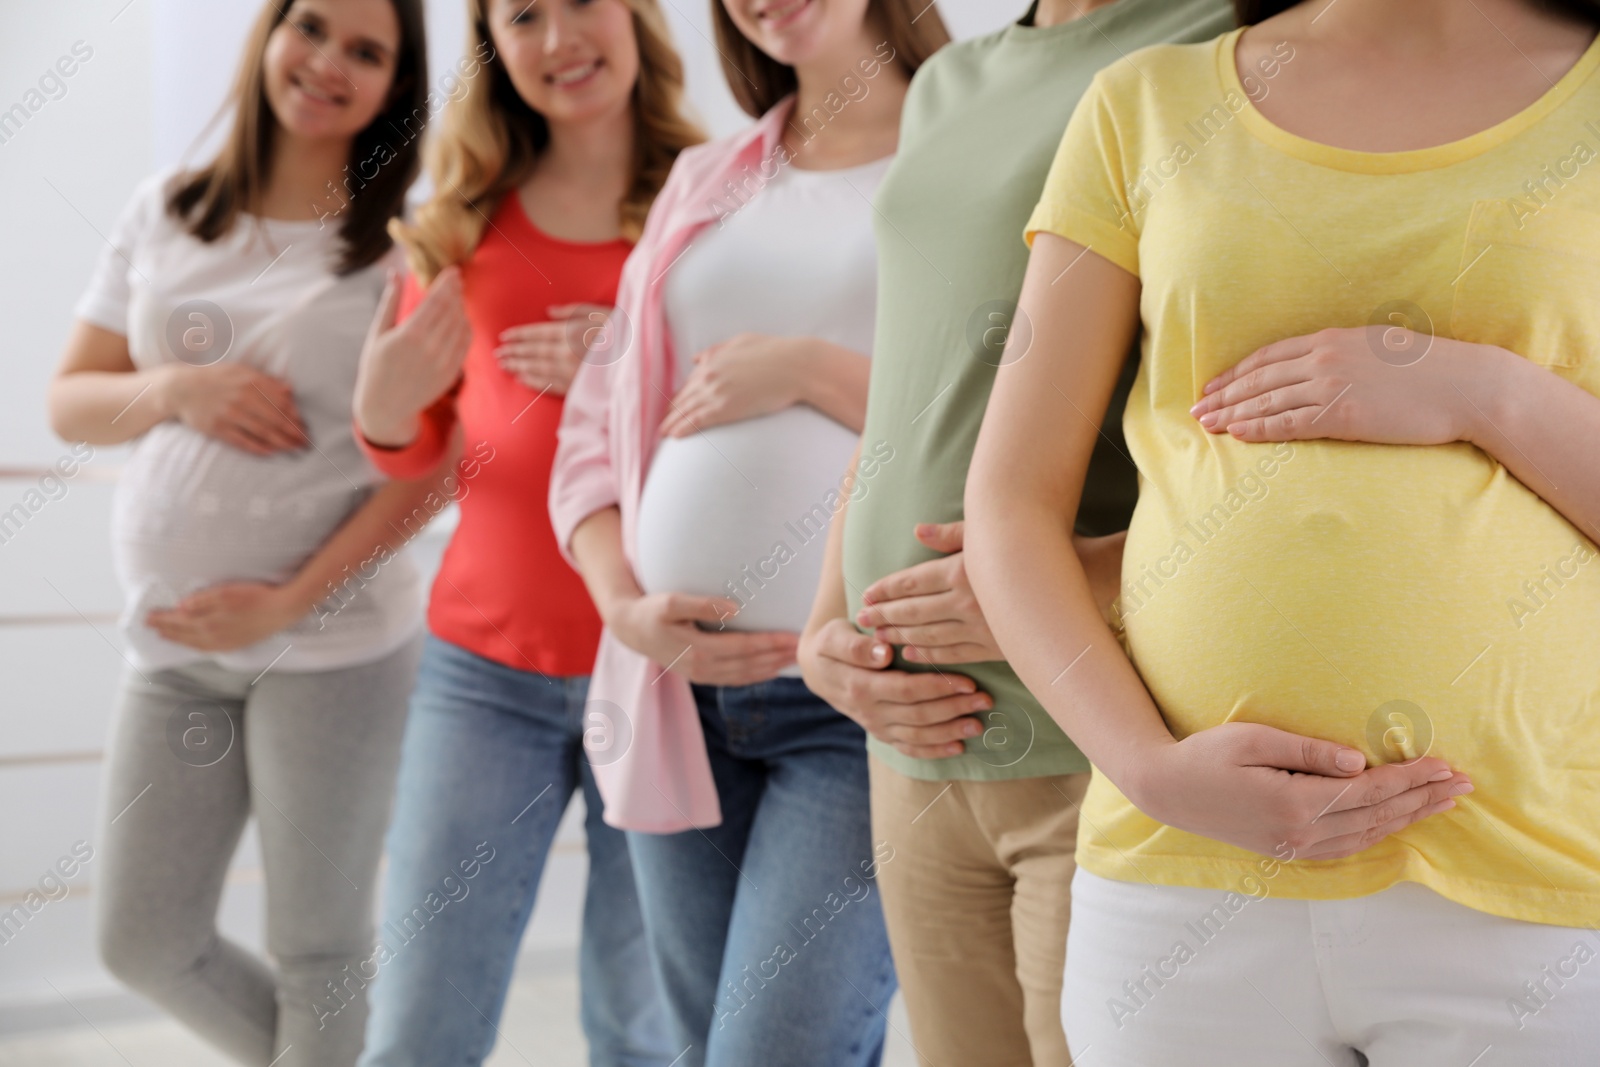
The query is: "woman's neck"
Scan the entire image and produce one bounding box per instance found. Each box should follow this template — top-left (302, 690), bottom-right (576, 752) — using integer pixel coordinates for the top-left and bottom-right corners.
top-left (786, 22), bottom-right (909, 168)
top-left (538, 101), bottom-right (636, 193)
top-left (518, 101), bottom-right (635, 242)
top-left (1032, 0), bottom-right (1121, 30)
top-left (258, 128), bottom-right (353, 222)
top-left (1282, 0), bottom-right (1589, 46)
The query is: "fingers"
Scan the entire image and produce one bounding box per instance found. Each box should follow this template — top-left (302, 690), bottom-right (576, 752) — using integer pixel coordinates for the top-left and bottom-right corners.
top-left (690, 650), bottom-right (798, 687)
top-left (225, 408), bottom-right (292, 453)
top-left (495, 325), bottom-right (578, 391)
top-left (407, 268), bottom-right (469, 352)
top-left (243, 384), bottom-right (308, 449)
top-left (146, 607), bottom-right (210, 648)
top-left (1202, 335), bottom-right (1315, 396)
top-left (370, 269), bottom-right (402, 338)
top-left (662, 593), bottom-right (746, 626)
top-left (884, 713), bottom-right (985, 759)
top-left (1296, 796), bottom-right (1461, 861)
top-left (1301, 771), bottom-right (1470, 839)
top-left (817, 620), bottom-right (893, 669)
top-left (1224, 409), bottom-right (1322, 443)
top-left (1192, 360), bottom-right (1315, 420)
top-left (873, 619), bottom-right (963, 647)
top-left (1234, 723), bottom-right (1371, 777)
top-left (440, 313), bottom-right (473, 371)
top-left (498, 363), bottom-right (569, 394)
top-left (861, 556), bottom-right (955, 607)
top-left (858, 591), bottom-right (956, 631)
top-left (1314, 759), bottom-right (1465, 816)
top-left (497, 321), bottom-right (567, 347)
top-left (660, 388), bottom-right (715, 437)
top-left (912, 520), bottom-right (965, 553)
top-left (851, 671), bottom-right (986, 718)
top-left (1199, 382), bottom-right (1329, 436)
top-left (883, 687), bottom-right (991, 724)
top-left (547, 302), bottom-right (609, 323)
top-left (691, 631), bottom-right (802, 667)
top-left (656, 375), bottom-right (720, 438)
top-left (427, 264), bottom-right (463, 300)
top-left (214, 423), bottom-right (277, 456)
top-left (690, 340), bottom-right (725, 365)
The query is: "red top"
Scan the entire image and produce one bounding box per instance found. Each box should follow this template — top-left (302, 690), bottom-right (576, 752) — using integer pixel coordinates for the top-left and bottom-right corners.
top-left (360, 194), bottom-right (632, 676)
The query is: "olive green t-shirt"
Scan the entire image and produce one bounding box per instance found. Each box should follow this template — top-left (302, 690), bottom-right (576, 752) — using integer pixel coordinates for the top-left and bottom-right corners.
top-left (843, 0), bottom-right (1234, 780)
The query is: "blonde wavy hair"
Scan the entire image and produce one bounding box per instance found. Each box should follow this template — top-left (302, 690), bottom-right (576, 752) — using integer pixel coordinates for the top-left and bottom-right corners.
top-left (392, 0), bottom-right (704, 283)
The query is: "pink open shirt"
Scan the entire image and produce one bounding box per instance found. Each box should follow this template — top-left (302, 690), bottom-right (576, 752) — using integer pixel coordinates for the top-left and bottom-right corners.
top-left (549, 97), bottom-right (798, 833)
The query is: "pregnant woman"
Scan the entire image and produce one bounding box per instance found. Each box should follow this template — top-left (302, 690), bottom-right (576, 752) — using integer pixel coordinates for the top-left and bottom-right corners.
top-left (351, 1), bottom-right (701, 1064)
top-left (967, 0), bottom-right (1600, 1063)
top-left (48, 1), bottom-right (434, 1063)
top-left (549, 2), bottom-right (947, 1062)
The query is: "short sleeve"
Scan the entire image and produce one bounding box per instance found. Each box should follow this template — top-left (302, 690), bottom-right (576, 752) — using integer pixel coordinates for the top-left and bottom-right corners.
top-left (1023, 74), bottom-right (1141, 278)
top-left (73, 171), bottom-right (170, 334)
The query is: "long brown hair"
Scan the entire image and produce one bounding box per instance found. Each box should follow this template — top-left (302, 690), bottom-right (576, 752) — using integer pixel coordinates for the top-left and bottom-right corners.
top-left (166, 0), bottom-right (429, 275)
top-left (1234, 0), bottom-right (1600, 23)
top-left (711, 0), bottom-right (950, 119)
top-left (393, 0), bottom-right (704, 284)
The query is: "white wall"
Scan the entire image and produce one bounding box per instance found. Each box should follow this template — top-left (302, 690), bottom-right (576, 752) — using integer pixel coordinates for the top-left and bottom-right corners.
top-left (0, 0), bottom-right (1015, 1036)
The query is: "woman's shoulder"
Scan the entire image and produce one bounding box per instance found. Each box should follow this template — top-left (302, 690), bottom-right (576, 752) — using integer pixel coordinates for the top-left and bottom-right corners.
top-left (114, 165), bottom-right (188, 231)
top-left (1089, 33), bottom-right (1233, 111)
top-left (672, 115), bottom-right (774, 174)
top-left (642, 109), bottom-right (786, 235)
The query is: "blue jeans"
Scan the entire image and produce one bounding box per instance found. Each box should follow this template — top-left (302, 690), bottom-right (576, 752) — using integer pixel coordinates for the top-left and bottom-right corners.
top-left (626, 677), bottom-right (897, 1067)
top-left (360, 635), bottom-right (670, 1067)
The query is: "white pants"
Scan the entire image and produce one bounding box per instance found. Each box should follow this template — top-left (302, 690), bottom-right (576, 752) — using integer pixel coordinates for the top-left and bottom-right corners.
top-left (1063, 868), bottom-right (1600, 1066)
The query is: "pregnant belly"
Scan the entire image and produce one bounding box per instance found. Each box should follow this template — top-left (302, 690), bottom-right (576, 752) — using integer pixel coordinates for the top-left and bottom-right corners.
top-left (635, 407), bottom-right (858, 632)
top-left (1120, 440), bottom-right (1600, 775)
top-left (113, 423), bottom-right (367, 591)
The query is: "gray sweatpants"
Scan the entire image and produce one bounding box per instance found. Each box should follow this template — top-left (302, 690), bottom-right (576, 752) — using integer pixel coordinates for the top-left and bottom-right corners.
top-left (95, 635), bottom-right (422, 1067)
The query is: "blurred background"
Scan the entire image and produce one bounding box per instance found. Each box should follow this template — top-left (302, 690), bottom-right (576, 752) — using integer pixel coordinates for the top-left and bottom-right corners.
top-left (0, 0), bottom-right (1011, 1061)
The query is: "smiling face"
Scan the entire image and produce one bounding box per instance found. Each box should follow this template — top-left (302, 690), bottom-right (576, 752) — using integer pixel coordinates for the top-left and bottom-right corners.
top-left (720, 0), bottom-right (873, 69)
top-left (487, 0), bottom-right (641, 128)
top-left (262, 0), bottom-right (401, 144)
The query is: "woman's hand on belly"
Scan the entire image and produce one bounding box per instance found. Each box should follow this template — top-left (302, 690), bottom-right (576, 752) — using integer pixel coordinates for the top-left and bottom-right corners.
top-left (798, 617), bottom-right (989, 758)
top-left (1136, 721), bottom-right (1474, 861)
top-left (658, 333), bottom-right (803, 438)
top-left (608, 590), bottom-right (800, 685)
top-left (495, 303), bottom-right (611, 396)
top-left (161, 361), bottom-right (308, 456)
top-left (855, 521), bottom-right (1003, 665)
top-left (145, 580), bottom-right (305, 651)
top-left (1190, 327), bottom-right (1491, 446)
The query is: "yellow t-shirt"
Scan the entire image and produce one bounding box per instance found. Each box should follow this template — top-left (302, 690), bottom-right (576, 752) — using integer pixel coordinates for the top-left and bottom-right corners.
top-left (1026, 27), bottom-right (1600, 927)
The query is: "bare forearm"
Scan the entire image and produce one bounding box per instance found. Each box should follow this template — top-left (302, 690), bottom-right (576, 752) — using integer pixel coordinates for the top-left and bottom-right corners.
top-left (964, 233), bottom-right (1172, 799)
top-left (48, 366), bottom-right (178, 444)
top-left (795, 341), bottom-right (870, 433)
top-left (284, 465), bottom-right (456, 616)
top-left (804, 443), bottom-right (862, 637)
top-left (569, 507), bottom-right (645, 621)
top-left (1465, 346), bottom-right (1600, 543)
top-left (965, 492), bottom-right (1174, 794)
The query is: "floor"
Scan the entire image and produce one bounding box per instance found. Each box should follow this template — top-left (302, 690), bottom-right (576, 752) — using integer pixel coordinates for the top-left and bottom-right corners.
top-left (0, 952), bottom-right (921, 1066)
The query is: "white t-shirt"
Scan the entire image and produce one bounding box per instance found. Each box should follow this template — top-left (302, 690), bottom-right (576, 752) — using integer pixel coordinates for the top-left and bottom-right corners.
top-left (75, 170), bottom-right (422, 673)
top-left (634, 154), bottom-right (890, 640)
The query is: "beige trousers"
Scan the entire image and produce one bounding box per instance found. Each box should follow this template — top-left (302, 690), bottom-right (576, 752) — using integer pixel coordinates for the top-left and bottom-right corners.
top-left (870, 753), bottom-right (1092, 1067)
